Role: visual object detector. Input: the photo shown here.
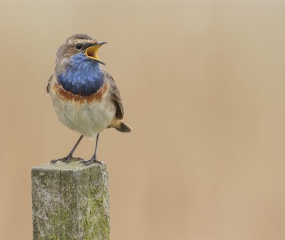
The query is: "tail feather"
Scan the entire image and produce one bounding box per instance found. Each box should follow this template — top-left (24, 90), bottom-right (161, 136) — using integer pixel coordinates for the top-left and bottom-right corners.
top-left (108, 119), bottom-right (132, 132)
top-left (115, 121), bottom-right (132, 132)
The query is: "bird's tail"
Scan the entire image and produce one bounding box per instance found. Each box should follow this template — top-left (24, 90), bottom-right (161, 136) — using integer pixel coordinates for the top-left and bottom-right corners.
top-left (109, 119), bottom-right (132, 132)
top-left (115, 121), bottom-right (132, 132)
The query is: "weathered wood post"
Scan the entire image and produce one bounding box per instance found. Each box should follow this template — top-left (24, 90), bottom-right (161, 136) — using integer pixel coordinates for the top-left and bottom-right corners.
top-left (31, 162), bottom-right (110, 240)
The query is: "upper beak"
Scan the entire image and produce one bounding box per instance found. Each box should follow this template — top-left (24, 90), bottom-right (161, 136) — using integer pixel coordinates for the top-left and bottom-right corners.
top-left (85, 42), bottom-right (107, 65)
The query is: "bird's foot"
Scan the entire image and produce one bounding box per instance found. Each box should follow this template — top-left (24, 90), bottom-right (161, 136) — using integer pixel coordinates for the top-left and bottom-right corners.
top-left (80, 157), bottom-right (102, 166)
top-left (50, 156), bottom-right (83, 164)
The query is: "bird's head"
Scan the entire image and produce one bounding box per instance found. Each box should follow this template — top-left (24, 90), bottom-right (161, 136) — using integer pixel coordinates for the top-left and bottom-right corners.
top-left (56, 33), bottom-right (107, 71)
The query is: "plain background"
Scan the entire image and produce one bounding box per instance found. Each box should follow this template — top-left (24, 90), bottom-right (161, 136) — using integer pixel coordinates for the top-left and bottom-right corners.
top-left (1, 1), bottom-right (285, 240)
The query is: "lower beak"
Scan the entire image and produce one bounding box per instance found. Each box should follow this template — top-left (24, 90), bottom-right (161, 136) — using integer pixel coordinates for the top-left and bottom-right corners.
top-left (85, 42), bottom-right (107, 65)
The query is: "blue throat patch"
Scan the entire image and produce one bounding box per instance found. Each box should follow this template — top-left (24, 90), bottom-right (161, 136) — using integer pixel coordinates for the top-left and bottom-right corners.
top-left (57, 53), bottom-right (104, 96)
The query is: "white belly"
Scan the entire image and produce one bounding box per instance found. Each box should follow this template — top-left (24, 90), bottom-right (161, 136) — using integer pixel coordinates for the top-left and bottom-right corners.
top-left (50, 91), bottom-right (116, 138)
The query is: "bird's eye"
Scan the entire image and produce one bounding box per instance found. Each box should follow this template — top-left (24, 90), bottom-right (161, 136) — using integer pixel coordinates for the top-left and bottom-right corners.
top-left (75, 43), bottom-right (83, 50)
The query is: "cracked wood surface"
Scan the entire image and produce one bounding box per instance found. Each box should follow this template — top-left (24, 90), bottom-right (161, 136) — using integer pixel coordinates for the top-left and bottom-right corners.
top-left (32, 162), bottom-right (110, 240)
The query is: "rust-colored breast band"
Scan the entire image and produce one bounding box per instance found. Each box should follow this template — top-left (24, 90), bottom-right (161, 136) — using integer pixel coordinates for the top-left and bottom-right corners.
top-left (53, 82), bottom-right (108, 104)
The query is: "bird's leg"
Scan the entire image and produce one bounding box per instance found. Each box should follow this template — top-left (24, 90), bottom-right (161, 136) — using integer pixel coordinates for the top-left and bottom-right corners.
top-left (81, 134), bottom-right (102, 166)
top-left (50, 135), bottom-right (84, 164)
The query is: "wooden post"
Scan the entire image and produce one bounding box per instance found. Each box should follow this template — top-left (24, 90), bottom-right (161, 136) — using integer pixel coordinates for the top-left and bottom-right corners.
top-left (31, 162), bottom-right (110, 240)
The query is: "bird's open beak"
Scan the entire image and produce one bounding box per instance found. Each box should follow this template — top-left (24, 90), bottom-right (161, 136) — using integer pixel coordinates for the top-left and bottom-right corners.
top-left (85, 42), bottom-right (107, 65)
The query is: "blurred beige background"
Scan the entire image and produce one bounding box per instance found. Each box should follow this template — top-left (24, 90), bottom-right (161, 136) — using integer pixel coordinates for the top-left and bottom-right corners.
top-left (1, 1), bottom-right (285, 240)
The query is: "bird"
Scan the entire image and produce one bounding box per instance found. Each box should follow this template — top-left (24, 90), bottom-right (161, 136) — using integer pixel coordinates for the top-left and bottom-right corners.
top-left (47, 33), bottom-right (132, 165)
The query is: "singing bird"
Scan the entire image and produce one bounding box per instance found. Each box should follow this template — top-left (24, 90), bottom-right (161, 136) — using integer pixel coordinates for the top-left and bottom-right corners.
top-left (47, 33), bottom-right (132, 165)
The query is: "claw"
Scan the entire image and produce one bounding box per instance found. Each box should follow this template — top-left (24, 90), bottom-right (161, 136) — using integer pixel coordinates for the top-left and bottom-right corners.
top-left (80, 158), bottom-right (102, 166)
top-left (50, 156), bottom-right (83, 164)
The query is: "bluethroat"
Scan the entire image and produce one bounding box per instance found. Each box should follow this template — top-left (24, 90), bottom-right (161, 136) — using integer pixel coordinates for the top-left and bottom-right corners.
top-left (47, 33), bottom-right (132, 165)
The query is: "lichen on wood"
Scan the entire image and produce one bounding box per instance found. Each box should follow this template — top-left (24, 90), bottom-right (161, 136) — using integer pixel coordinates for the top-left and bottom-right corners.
top-left (32, 162), bottom-right (110, 240)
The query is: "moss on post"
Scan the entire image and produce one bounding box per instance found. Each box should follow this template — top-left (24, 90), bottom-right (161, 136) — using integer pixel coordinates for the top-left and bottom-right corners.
top-left (32, 162), bottom-right (110, 240)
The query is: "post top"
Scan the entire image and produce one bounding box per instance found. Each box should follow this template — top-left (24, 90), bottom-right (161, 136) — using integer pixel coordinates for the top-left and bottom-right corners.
top-left (32, 161), bottom-right (107, 172)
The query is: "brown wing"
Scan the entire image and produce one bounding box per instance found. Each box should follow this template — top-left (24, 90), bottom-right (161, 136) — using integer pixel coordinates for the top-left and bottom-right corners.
top-left (46, 74), bottom-right (54, 93)
top-left (103, 69), bottom-right (124, 119)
